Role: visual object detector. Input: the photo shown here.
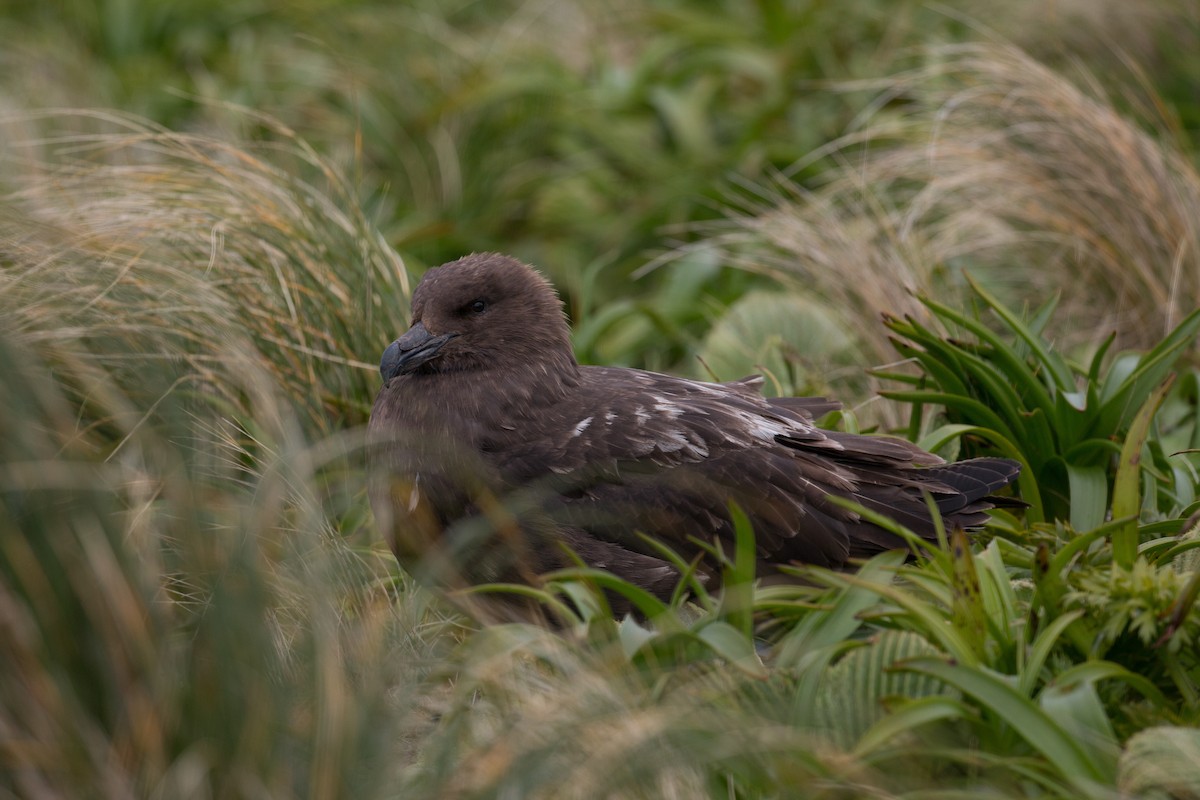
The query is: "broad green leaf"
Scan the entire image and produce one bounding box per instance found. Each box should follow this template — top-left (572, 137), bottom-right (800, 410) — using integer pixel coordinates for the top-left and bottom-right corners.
top-left (915, 423), bottom-right (990, 455)
top-left (695, 620), bottom-right (766, 679)
top-left (832, 574), bottom-right (980, 665)
top-left (1020, 406), bottom-right (1061, 472)
top-left (1049, 660), bottom-right (1169, 707)
top-left (880, 391), bottom-right (1015, 447)
top-left (1026, 291), bottom-right (1062, 339)
top-left (1065, 462), bottom-right (1108, 533)
top-left (1095, 308), bottom-right (1200, 435)
top-left (976, 542), bottom-right (1020, 640)
top-left (899, 657), bottom-right (1109, 789)
top-left (617, 615), bottom-right (657, 660)
top-left (1086, 331), bottom-right (1117, 387)
top-left (540, 567), bottom-right (672, 623)
top-left (853, 695), bottom-right (971, 759)
top-left (1038, 680), bottom-right (1119, 782)
top-left (815, 630), bottom-right (945, 749)
top-left (950, 346), bottom-right (1034, 440)
top-left (1053, 390), bottom-right (1091, 448)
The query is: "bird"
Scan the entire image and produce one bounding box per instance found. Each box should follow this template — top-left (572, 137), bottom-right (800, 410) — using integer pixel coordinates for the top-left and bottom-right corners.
top-left (367, 252), bottom-right (1020, 610)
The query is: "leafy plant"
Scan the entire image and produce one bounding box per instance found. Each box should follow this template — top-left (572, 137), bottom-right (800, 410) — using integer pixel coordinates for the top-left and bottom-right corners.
top-left (881, 275), bottom-right (1200, 534)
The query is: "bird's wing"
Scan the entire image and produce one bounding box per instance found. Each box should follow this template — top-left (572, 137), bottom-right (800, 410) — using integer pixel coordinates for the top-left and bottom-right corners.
top-left (485, 367), bottom-right (881, 567)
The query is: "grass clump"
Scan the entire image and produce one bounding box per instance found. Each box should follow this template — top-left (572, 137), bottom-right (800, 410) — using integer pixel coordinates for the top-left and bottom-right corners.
top-left (702, 41), bottom-right (1200, 377)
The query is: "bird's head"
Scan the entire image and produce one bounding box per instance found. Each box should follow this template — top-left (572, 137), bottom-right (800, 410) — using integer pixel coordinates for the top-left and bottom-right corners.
top-left (380, 253), bottom-right (577, 383)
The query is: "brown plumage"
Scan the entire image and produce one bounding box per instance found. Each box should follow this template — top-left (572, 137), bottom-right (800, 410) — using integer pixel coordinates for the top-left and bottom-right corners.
top-left (368, 253), bottom-right (1020, 605)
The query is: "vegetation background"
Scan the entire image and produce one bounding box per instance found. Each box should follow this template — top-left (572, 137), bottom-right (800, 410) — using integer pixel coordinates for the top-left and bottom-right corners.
top-left (2, 1), bottom-right (1200, 797)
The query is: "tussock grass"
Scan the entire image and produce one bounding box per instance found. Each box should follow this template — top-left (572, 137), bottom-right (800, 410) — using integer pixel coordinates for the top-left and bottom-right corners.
top-left (2, 10), bottom-right (1200, 797)
top-left (0, 321), bottom-right (435, 798)
top-left (703, 42), bottom-right (1200, 367)
top-left (0, 113), bottom-right (448, 798)
top-left (1, 110), bottom-right (408, 439)
top-left (402, 624), bottom-right (888, 800)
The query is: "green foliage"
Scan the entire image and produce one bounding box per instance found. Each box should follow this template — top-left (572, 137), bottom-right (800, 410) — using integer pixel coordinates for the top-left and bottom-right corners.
top-left (814, 630), bottom-right (946, 749)
top-left (1067, 558), bottom-right (1198, 654)
top-left (882, 276), bottom-right (1200, 531)
top-left (3, 2), bottom-right (1200, 797)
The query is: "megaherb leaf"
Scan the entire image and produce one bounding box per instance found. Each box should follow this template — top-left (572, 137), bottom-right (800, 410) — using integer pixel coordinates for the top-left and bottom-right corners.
top-left (814, 630), bottom-right (945, 749)
top-left (695, 620), bottom-right (766, 680)
top-left (1065, 461), bottom-right (1108, 533)
top-left (898, 657), bottom-right (1110, 794)
top-left (852, 695), bottom-right (972, 759)
top-left (1038, 680), bottom-right (1119, 783)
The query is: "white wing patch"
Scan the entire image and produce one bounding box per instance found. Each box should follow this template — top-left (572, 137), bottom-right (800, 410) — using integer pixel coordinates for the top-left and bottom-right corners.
top-left (571, 416), bottom-right (594, 437)
top-left (651, 396), bottom-right (686, 418)
top-left (407, 473), bottom-right (422, 512)
top-left (734, 409), bottom-right (806, 443)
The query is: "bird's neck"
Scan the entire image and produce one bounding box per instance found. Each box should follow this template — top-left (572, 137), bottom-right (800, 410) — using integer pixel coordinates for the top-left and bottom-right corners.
top-left (504, 350), bottom-right (581, 403)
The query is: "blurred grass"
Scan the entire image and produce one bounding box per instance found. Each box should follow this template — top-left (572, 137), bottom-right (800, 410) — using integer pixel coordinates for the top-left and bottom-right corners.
top-left (2, 1), bottom-right (1200, 797)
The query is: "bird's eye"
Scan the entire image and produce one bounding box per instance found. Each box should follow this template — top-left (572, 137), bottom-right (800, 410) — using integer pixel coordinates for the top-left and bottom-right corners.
top-left (468, 299), bottom-right (488, 314)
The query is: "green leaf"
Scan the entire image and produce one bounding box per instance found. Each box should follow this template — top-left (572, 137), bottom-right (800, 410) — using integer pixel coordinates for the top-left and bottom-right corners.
top-left (540, 567), bottom-right (672, 623)
top-left (1095, 308), bottom-right (1200, 434)
top-left (635, 532), bottom-right (714, 610)
top-left (899, 657), bottom-right (1109, 790)
top-left (1038, 680), bottom-right (1119, 782)
top-left (617, 615), bottom-right (658, 660)
top-left (695, 620), bottom-right (767, 679)
top-left (1049, 661), bottom-right (1169, 708)
top-left (949, 528), bottom-right (988, 661)
top-left (816, 630), bottom-right (946, 749)
top-left (773, 550), bottom-right (906, 668)
top-left (1019, 610), bottom-right (1086, 697)
top-left (879, 390), bottom-right (1016, 447)
top-left (1113, 376), bottom-right (1176, 567)
top-left (718, 502), bottom-right (757, 638)
top-left (1065, 462), bottom-right (1108, 533)
top-left (853, 695), bottom-right (971, 759)
top-left (962, 273), bottom-right (1076, 391)
top-left (915, 423), bottom-right (989, 455)
top-left (831, 573), bottom-right (980, 666)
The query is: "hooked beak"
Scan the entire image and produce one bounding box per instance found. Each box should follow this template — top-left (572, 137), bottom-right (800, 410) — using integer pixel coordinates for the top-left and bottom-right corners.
top-left (380, 321), bottom-right (459, 382)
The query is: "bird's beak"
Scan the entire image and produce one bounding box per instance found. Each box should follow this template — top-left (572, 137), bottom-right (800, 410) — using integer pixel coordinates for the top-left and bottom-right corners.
top-left (380, 321), bottom-right (459, 382)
